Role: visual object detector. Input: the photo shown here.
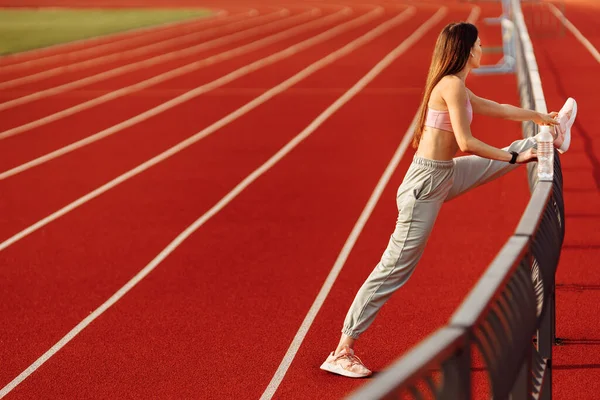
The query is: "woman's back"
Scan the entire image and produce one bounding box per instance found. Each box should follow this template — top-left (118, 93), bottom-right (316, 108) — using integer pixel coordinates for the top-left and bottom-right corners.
top-left (417, 75), bottom-right (472, 161)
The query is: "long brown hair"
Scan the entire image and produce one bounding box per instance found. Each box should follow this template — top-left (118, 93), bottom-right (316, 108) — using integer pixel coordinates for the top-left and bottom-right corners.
top-left (412, 22), bottom-right (478, 149)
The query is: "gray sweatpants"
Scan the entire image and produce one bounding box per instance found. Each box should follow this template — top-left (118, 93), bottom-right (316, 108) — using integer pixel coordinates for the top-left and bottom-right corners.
top-left (342, 137), bottom-right (537, 339)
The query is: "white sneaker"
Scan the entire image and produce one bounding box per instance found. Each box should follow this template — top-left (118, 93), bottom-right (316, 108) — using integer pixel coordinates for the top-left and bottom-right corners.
top-left (320, 346), bottom-right (372, 378)
top-left (553, 97), bottom-right (577, 153)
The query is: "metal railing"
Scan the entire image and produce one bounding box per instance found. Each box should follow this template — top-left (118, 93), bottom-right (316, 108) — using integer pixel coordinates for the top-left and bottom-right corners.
top-left (472, 0), bottom-right (517, 75)
top-left (346, 0), bottom-right (564, 398)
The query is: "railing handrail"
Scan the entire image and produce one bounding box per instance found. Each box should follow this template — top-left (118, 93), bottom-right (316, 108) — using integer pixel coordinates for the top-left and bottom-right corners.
top-left (515, 182), bottom-right (553, 236)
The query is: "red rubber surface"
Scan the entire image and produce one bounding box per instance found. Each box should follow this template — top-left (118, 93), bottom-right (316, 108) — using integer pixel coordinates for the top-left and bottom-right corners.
top-left (0, 1), bottom-right (596, 399)
top-left (524, 1), bottom-right (600, 398)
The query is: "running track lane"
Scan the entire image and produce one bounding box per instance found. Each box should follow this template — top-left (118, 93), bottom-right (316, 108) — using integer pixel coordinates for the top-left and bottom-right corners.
top-left (0, 5), bottom-right (431, 397)
top-left (0, 5), bottom-right (386, 241)
top-left (525, 3), bottom-right (600, 399)
top-left (0, 6), bottom-right (311, 132)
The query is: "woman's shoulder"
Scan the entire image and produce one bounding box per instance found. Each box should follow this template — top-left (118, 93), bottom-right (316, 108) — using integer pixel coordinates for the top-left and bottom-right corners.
top-left (438, 74), bottom-right (465, 90)
top-left (436, 75), bottom-right (468, 101)
top-left (430, 76), bottom-right (467, 107)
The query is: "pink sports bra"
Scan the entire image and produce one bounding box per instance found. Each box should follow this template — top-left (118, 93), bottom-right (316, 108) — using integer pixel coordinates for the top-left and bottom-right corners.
top-left (424, 96), bottom-right (473, 133)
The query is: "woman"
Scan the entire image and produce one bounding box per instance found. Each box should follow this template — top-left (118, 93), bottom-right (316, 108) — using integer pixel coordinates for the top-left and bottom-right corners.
top-left (320, 21), bottom-right (577, 378)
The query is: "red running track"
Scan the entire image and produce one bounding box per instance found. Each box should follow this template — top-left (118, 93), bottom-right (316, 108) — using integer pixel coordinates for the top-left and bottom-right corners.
top-left (0, 5), bottom-right (399, 241)
top-left (1, 0), bottom-right (594, 399)
top-left (523, 1), bottom-right (600, 399)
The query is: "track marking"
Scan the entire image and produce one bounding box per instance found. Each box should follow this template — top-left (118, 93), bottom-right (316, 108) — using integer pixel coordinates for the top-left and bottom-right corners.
top-left (0, 9), bottom-right (285, 91)
top-left (548, 3), bottom-right (600, 63)
top-left (0, 6), bottom-right (368, 179)
top-left (259, 9), bottom-right (447, 399)
top-left (0, 9), bottom-right (237, 72)
top-left (0, 7), bottom-right (336, 138)
top-left (467, 5), bottom-right (481, 23)
top-left (0, 7), bottom-right (421, 397)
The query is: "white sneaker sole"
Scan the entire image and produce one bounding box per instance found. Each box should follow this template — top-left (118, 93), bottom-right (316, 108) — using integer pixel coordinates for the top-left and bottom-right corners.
top-left (320, 361), bottom-right (371, 378)
top-left (558, 98), bottom-right (577, 153)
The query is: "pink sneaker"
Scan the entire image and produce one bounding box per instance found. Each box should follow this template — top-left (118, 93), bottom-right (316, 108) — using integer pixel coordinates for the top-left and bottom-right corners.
top-left (553, 97), bottom-right (577, 153)
top-left (320, 346), bottom-right (372, 378)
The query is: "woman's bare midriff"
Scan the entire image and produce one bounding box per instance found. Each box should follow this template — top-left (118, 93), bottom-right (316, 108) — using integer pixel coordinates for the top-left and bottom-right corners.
top-left (415, 126), bottom-right (461, 161)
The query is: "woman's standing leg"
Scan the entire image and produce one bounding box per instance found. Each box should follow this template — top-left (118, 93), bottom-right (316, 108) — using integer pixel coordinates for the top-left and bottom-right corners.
top-left (321, 158), bottom-right (453, 378)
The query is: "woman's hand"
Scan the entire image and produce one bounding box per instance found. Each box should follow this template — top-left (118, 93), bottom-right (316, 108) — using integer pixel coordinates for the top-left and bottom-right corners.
top-left (516, 147), bottom-right (537, 164)
top-left (534, 111), bottom-right (559, 126)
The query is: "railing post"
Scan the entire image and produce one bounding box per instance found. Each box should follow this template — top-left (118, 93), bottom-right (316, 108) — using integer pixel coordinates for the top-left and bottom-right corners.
top-left (538, 288), bottom-right (555, 400)
top-left (456, 336), bottom-right (471, 400)
top-left (439, 343), bottom-right (471, 400)
top-left (440, 332), bottom-right (473, 400)
top-left (510, 345), bottom-right (532, 400)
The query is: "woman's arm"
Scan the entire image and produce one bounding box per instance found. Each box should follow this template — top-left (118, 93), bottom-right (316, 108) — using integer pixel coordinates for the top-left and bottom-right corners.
top-left (467, 89), bottom-right (558, 125)
top-left (443, 77), bottom-right (533, 163)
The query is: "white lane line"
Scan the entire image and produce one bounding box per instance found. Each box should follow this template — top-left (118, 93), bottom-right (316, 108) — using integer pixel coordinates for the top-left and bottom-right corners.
top-left (0, 9), bottom-right (282, 90)
top-left (0, 7), bottom-right (365, 179)
top-left (0, 7), bottom-right (329, 137)
top-left (0, 9), bottom-right (230, 69)
top-left (467, 5), bottom-right (481, 23)
top-left (259, 9), bottom-right (447, 399)
top-left (548, 3), bottom-right (600, 63)
top-left (0, 7), bottom-right (419, 397)
top-left (0, 8), bottom-right (290, 109)
top-left (263, 122), bottom-right (416, 400)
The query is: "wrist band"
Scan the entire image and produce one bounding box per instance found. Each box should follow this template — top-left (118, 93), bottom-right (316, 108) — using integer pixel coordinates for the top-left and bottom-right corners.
top-left (509, 151), bottom-right (518, 164)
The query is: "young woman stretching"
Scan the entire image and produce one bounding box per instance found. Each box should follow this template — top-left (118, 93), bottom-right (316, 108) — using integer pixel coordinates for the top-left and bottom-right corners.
top-left (320, 21), bottom-right (577, 378)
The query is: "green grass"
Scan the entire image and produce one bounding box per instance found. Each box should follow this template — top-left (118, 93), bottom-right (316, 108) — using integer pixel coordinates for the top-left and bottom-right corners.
top-left (0, 8), bottom-right (213, 55)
